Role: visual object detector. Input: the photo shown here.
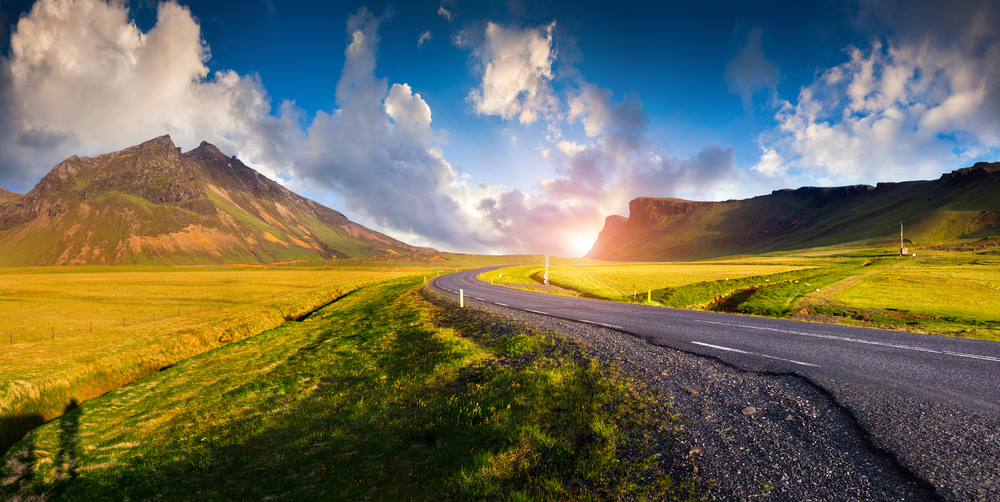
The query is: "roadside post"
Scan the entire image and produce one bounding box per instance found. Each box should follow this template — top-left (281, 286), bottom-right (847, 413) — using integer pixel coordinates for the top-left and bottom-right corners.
top-left (460, 289), bottom-right (464, 308)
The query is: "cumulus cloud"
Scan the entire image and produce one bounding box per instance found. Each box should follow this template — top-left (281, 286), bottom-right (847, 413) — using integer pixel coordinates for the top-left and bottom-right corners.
top-left (757, 39), bottom-right (1000, 185)
top-left (466, 21), bottom-right (557, 125)
top-left (282, 8), bottom-right (487, 247)
top-left (755, 0), bottom-right (1000, 186)
top-left (725, 27), bottom-right (780, 115)
top-left (542, 88), bottom-right (735, 205)
top-left (0, 0), bottom-right (291, 190)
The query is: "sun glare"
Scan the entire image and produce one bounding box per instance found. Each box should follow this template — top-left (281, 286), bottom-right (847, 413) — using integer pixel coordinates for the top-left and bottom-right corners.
top-left (573, 235), bottom-right (595, 257)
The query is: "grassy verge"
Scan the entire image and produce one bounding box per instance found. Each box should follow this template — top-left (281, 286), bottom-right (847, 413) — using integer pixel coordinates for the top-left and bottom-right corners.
top-left (1, 276), bottom-right (701, 501)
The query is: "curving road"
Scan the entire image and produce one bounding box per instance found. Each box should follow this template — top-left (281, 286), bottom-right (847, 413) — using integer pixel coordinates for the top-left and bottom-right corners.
top-left (431, 267), bottom-right (1000, 499)
top-left (433, 267), bottom-right (1000, 414)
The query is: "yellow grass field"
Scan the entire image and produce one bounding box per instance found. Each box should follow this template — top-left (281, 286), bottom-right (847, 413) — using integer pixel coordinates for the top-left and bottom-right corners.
top-left (479, 259), bottom-right (819, 299)
top-left (0, 266), bottom-right (404, 452)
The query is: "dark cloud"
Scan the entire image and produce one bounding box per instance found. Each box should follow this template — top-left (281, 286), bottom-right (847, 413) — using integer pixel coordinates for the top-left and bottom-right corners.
top-left (725, 27), bottom-right (780, 115)
top-left (853, 0), bottom-right (1000, 49)
top-left (15, 126), bottom-right (76, 150)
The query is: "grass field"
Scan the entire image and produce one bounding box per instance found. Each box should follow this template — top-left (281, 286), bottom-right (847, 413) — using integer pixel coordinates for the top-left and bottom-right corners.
top-left (0, 266), bottom-right (402, 456)
top-left (807, 256), bottom-right (1000, 338)
top-left (1, 276), bottom-right (700, 500)
top-left (479, 259), bottom-right (824, 302)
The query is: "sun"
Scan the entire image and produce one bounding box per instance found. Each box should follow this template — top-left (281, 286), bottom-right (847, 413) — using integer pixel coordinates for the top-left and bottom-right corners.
top-left (572, 235), bottom-right (595, 257)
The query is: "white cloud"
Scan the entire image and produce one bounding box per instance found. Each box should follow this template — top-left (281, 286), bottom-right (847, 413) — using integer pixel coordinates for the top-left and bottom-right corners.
top-left (567, 84), bottom-right (612, 137)
top-left (0, 0), bottom-right (290, 189)
top-left (556, 140), bottom-right (586, 156)
top-left (417, 30), bottom-right (432, 48)
top-left (466, 21), bottom-right (557, 125)
top-left (750, 146), bottom-right (784, 177)
top-left (757, 39), bottom-right (1000, 186)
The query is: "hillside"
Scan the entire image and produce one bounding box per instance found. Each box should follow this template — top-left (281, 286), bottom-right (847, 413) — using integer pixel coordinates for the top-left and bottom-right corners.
top-left (0, 136), bottom-right (426, 266)
top-left (587, 162), bottom-right (1000, 261)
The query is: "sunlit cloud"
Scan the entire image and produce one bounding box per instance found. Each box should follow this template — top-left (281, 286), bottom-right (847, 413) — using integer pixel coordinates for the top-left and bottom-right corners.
top-left (756, 39), bottom-right (1000, 186)
top-left (465, 21), bottom-right (557, 125)
top-left (0, 0), bottom-right (290, 189)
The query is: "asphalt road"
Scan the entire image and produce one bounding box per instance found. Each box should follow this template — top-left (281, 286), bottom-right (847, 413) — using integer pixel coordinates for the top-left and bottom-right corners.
top-left (433, 267), bottom-right (1000, 413)
top-left (431, 267), bottom-right (1000, 500)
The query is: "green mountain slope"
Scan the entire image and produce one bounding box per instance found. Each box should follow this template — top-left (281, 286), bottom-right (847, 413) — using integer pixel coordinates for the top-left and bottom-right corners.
top-left (0, 135), bottom-right (427, 266)
top-left (587, 162), bottom-right (1000, 261)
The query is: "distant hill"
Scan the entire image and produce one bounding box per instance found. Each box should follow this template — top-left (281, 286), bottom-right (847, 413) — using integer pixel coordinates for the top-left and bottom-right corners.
top-left (0, 187), bottom-right (21, 205)
top-left (587, 162), bottom-right (1000, 261)
top-left (0, 135), bottom-right (427, 266)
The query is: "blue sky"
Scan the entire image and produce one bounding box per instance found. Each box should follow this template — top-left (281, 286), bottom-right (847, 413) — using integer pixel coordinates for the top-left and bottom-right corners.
top-left (1, 0), bottom-right (998, 256)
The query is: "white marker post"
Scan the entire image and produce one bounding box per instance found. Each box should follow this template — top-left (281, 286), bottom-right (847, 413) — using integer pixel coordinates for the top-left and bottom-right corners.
top-left (460, 288), bottom-right (464, 308)
top-left (544, 255), bottom-right (549, 285)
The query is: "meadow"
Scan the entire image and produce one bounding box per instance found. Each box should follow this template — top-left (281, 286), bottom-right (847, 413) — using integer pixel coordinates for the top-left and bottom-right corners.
top-left (1, 276), bottom-right (699, 500)
top-left (0, 266), bottom-right (400, 455)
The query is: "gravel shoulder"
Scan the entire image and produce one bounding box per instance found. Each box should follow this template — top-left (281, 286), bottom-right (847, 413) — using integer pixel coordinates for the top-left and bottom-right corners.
top-left (428, 284), bottom-right (950, 501)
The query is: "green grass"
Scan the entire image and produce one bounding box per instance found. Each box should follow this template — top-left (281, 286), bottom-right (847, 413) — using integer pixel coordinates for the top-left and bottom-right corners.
top-left (1, 277), bottom-right (701, 501)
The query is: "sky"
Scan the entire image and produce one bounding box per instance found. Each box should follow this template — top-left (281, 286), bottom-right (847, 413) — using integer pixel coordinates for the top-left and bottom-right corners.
top-left (1, 0), bottom-right (998, 257)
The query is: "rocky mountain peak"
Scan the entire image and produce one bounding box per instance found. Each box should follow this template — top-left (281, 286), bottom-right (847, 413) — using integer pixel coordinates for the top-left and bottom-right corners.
top-left (0, 136), bottom-right (426, 265)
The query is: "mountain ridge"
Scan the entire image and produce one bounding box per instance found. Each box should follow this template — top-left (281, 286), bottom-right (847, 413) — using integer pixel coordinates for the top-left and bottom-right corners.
top-left (0, 135), bottom-right (428, 266)
top-left (587, 162), bottom-right (1000, 261)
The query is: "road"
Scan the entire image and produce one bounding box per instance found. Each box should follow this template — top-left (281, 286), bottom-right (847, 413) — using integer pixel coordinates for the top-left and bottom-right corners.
top-left (431, 269), bottom-right (1000, 501)
top-left (433, 267), bottom-right (1000, 413)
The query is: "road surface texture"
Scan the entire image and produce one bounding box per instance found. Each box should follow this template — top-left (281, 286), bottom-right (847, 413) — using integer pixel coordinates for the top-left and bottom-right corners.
top-left (430, 267), bottom-right (1000, 501)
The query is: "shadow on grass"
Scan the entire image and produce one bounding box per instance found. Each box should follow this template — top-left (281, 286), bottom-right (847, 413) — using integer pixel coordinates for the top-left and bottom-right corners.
top-left (0, 413), bottom-right (46, 459)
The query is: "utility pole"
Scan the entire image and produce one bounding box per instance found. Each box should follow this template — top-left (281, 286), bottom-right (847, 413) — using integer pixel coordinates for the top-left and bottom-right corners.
top-left (900, 221), bottom-right (907, 256)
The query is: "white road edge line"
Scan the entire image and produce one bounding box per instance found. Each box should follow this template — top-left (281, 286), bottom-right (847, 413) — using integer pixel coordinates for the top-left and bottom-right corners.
top-left (525, 309), bottom-right (549, 315)
top-left (578, 319), bottom-right (624, 330)
top-left (695, 320), bottom-right (1000, 363)
top-left (692, 341), bottom-right (821, 368)
top-left (495, 302), bottom-right (509, 307)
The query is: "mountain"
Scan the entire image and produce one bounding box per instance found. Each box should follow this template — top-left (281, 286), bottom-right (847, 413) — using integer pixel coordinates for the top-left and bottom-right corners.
top-left (587, 162), bottom-right (1000, 261)
top-left (0, 135), bottom-right (427, 266)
